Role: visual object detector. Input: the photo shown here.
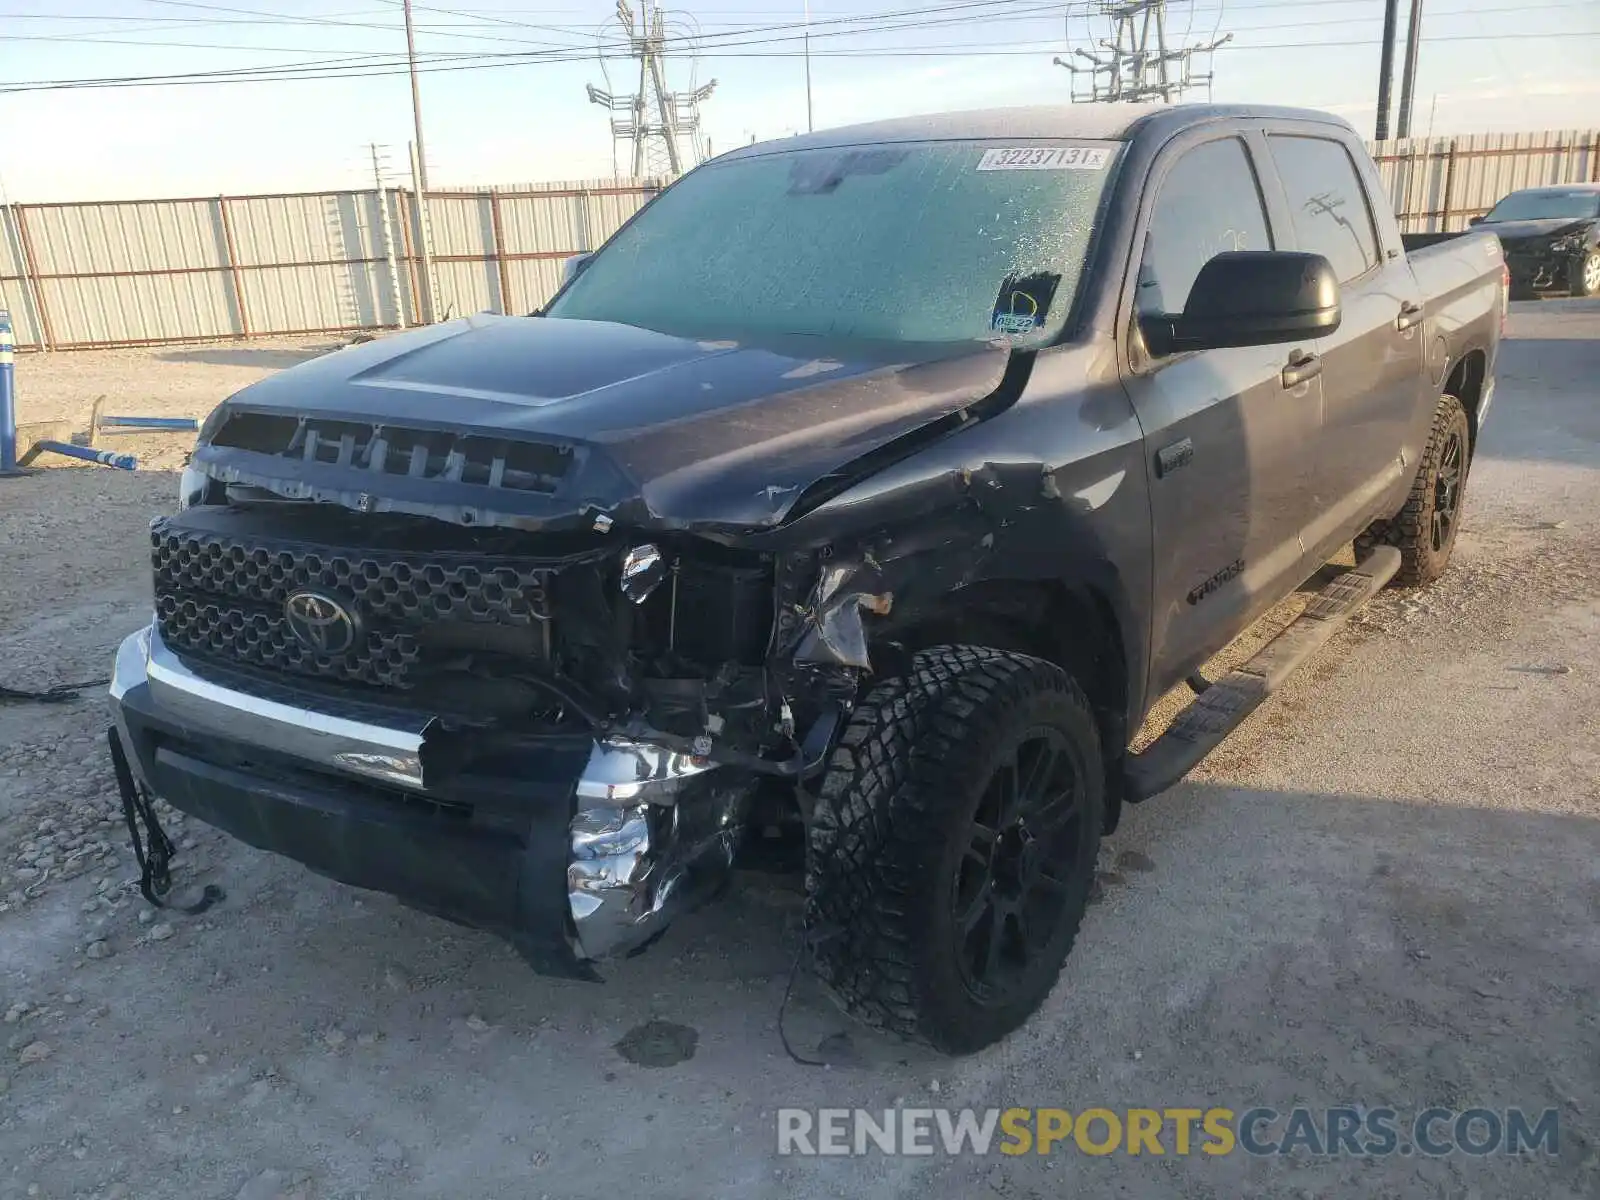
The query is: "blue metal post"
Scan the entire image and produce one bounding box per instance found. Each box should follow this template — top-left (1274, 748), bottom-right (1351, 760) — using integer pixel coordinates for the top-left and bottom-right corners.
top-left (97, 415), bottom-right (202, 433)
top-left (34, 440), bottom-right (137, 471)
top-left (0, 310), bottom-right (16, 472)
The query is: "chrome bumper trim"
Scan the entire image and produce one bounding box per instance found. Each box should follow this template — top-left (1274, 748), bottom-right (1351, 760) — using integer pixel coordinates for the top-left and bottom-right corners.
top-left (111, 624), bottom-right (431, 791)
top-left (574, 738), bottom-right (719, 803)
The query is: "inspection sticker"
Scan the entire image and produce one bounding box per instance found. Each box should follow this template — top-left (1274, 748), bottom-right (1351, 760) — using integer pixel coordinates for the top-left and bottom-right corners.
top-left (977, 146), bottom-right (1112, 171)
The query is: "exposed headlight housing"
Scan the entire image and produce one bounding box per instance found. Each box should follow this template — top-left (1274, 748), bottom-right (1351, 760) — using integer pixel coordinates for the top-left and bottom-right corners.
top-left (177, 463), bottom-right (210, 510)
top-left (619, 543), bottom-right (668, 605)
top-left (1550, 232), bottom-right (1586, 254)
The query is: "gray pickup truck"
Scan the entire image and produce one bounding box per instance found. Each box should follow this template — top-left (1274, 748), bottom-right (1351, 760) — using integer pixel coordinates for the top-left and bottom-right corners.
top-left (109, 103), bottom-right (1505, 1053)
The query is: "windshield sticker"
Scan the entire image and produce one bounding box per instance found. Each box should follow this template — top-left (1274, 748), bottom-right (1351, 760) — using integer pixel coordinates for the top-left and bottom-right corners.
top-left (991, 272), bottom-right (1062, 336)
top-left (978, 146), bottom-right (1111, 172)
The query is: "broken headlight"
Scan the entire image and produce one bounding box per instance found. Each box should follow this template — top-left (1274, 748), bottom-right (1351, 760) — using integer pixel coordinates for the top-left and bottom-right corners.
top-left (177, 463), bottom-right (211, 511)
top-left (620, 543), bottom-right (668, 605)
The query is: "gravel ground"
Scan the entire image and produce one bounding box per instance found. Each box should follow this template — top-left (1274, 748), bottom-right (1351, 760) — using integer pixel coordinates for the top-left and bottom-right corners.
top-left (1, 304), bottom-right (1597, 1199)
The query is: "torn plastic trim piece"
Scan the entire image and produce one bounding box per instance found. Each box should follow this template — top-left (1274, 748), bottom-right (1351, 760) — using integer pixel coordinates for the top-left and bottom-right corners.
top-left (792, 561), bottom-right (894, 670)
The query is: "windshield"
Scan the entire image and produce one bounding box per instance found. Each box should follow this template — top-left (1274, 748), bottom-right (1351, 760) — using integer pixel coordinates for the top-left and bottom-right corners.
top-left (546, 140), bottom-right (1122, 346)
top-left (1484, 190), bottom-right (1600, 222)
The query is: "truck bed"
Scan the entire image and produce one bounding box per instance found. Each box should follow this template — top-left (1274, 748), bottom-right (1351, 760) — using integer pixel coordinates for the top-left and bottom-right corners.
top-left (1406, 231), bottom-right (1506, 368)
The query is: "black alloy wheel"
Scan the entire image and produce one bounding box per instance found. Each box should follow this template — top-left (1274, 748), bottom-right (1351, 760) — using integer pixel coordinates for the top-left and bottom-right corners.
top-left (953, 728), bottom-right (1087, 1003)
top-left (1431, 423), bottom-right (1465, 553)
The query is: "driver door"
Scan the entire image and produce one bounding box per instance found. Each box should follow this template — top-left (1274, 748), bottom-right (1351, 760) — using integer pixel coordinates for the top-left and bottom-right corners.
top-left (1120, 132), bottom-right (1323, 700)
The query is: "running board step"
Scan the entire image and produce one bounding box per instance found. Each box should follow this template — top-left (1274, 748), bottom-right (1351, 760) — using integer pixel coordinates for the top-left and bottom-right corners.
top-left (1123, 545), bottom-right (1401, 802)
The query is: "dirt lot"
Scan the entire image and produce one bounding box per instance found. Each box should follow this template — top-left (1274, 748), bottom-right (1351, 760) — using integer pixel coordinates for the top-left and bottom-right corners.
top-left (1, 305), bottom-right (1597, 1200)
top-left (10, 337), bottom-right (346, 473)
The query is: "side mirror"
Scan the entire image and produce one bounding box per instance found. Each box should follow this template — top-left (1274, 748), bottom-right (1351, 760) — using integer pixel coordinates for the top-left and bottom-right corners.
top-left (561, 253), bottom-right (593, 287)
top-left (1468, 215), bottom-right (1485, 226)
top-left (1141, 251), bottom-right (1341, 356)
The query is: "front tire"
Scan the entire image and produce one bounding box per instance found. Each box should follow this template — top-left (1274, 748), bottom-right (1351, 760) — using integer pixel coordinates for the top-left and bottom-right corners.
top-left (1573, 249), bottom-right (1600, 298)
top-left (1358, 393), bottom-right (1471, 587)
top-left (806, 646), bottom-right (1103, 1054)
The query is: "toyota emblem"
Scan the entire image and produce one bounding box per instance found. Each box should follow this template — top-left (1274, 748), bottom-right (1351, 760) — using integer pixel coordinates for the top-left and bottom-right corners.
top-left (283, 590), bottom-right (359, 655)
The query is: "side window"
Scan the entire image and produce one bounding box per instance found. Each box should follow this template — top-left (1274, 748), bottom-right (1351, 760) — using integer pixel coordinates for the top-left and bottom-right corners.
top-left (1267, 134), bottom-right (1381, 283)
top-left (1137, 137), bottom-right (1272, 318)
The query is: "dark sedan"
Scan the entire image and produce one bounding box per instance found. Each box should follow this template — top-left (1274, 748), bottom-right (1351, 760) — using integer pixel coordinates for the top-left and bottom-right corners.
top-left (1473, 184), bottom-right (1600, 298)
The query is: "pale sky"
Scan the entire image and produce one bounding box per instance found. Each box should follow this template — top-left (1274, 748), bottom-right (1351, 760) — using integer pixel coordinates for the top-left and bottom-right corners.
top-left (1, 0), bottom-right (1597, 202)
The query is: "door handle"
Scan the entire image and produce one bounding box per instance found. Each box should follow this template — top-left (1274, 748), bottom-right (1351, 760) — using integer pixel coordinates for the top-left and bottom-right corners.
top-left (1396, 300), bottom-right (1424, 331)
top-left (1281, 349), bottom-right (1322, 389)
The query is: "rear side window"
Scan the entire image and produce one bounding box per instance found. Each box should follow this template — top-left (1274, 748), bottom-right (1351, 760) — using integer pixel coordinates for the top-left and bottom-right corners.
top-left (1268, 135), bottom-right (1381, 283)
top-left (1137, 137), bottom-right (1273, 317)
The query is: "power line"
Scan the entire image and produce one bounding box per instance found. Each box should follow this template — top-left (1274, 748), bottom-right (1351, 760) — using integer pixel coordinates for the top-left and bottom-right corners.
top-left (2, 26), bottom-right (1594, 93)
top-left (8, 0), bottom-right (1576, 55)
top-left (1, 0), bottom-right (1573, 17)
top-left (0, 0), bottom-right (1085, 69)
top-left (5, 0), bottom-right (1060, 51)
top-left (0, 8), bottom-right (391, 20)
top-left (7, 0), bottom-right (1582, 49)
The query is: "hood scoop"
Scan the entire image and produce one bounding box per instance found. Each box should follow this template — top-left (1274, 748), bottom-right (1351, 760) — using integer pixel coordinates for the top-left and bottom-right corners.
top-left (210, 411), bottom-right (578, 497)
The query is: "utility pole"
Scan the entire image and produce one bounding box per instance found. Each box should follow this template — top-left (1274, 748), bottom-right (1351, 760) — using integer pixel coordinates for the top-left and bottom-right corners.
top-left (401, 0), bottom-right (436, 322)
top-left (1375, 0), bottom-right (1400, 141)
top-left (803, 0), bottom-right (814, 133)
top-left (586, 1), bottom-right (716, 179)
top-left (403, 0), bottom-right (429, 195)
top-left (1396, 0), bottom-right (1424, 139)
top-left (1054, 1), bottom-right (1230, 105)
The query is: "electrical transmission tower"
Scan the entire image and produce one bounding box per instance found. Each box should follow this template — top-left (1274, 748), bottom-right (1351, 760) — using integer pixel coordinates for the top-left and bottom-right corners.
top-left (586, 0), bottom-right (717, 179)
top-left (1053, 1), bottom-right (1231, 104)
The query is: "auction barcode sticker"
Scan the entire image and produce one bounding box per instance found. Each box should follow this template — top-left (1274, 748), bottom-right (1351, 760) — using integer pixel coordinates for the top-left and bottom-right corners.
top-left (977, 146), bottom-right (1112, 171)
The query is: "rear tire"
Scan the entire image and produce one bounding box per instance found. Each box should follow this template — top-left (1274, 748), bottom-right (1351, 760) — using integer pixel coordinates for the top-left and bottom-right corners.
top-left (806, 646), bottom-right (1103, 1054)
top-left (1357, 393), bottom-right (1471, 587)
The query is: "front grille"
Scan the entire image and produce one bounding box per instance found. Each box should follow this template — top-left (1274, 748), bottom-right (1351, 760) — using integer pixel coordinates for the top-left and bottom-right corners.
top-left (151, 512), bottom-right (590, 691)
top-left (155, 592), bottom-right (421, 688)
top-left (153, 526), bottom-right (550, 624)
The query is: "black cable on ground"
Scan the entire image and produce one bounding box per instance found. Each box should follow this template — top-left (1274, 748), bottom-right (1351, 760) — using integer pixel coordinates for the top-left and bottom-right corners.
top-left (0, 677), bottom-right (112, 704)
top-left (777, 939), bottom-right (830, 1068)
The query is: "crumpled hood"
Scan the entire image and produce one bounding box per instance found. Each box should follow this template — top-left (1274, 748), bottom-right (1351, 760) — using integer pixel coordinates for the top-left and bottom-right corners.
top-left (1483, 217), bottom-right (1593, 247)
top-left (194, 313), bottom-right (1012, 536)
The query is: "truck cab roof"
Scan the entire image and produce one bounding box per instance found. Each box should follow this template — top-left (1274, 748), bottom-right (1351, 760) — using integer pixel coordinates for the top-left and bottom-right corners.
top-left (722, 103), bottom-right (1361, 160)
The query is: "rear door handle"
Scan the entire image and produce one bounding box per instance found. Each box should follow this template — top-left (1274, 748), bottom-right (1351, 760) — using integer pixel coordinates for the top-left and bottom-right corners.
top-left (1396, 300), bottom-right (1424, 331)
top-left (1281, 350), bottom-right (1322, 389)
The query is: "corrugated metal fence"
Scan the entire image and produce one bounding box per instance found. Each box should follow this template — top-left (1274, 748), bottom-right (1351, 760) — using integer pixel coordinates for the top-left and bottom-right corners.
top-left (5, 130), bottom-right (1600, 352)
top-left (0, 177), bottom-right (663, 351)
top-left (1368, 129), bottom-right (1600, 233)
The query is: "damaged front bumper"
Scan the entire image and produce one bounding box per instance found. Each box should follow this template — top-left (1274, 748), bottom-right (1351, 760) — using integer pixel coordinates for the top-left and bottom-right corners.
top-left (108, 624), bottom-right (747, 971)
top-left (1504, 247), bottom-right (1583, 293)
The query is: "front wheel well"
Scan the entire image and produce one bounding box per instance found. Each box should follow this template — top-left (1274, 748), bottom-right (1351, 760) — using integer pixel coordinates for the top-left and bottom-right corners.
top-left (874, 580), bottom-right (1130, 766)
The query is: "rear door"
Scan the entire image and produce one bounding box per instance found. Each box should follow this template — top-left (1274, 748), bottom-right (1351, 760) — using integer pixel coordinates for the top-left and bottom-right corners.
top-left (1120, 129), bottom-right (1323, 701)
top-left (1262, 129), bottom-right (1425, 563)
